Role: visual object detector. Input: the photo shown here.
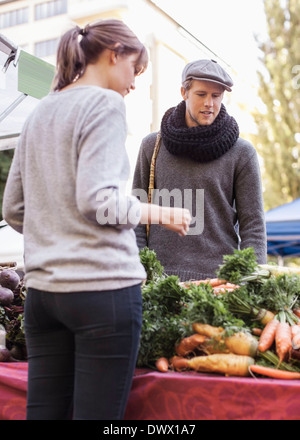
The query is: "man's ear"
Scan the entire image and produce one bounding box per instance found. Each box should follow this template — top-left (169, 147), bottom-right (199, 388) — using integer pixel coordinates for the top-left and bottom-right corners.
top-left (181, 86), bottom-right (187, 100)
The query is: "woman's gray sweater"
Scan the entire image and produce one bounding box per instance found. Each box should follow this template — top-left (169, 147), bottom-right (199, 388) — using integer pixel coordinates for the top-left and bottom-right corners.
top-left (3, 86), bottom-right (146, 292)
top-left (132, 132), bottom-right (267, 281)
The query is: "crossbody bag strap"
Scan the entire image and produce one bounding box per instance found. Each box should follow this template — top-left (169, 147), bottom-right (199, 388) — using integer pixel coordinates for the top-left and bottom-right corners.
top-left (146, 131), bottom-right (162, 238)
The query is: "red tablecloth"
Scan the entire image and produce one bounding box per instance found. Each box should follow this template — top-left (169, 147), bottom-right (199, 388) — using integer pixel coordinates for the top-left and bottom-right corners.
top-left (0, 362), bottom-right (300, 420)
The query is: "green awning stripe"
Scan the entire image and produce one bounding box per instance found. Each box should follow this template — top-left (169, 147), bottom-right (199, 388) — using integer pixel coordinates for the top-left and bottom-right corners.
top-left (17, 50), bottom-right (55, 100)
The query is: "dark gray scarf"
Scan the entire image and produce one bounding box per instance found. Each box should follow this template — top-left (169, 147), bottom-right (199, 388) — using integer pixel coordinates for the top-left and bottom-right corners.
top-left (160, 101), bottom-right (239, 162)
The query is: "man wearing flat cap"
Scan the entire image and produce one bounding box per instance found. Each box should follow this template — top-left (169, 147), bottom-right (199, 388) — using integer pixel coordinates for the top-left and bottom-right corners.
top-left (132, 59), bottom-right (267, 281)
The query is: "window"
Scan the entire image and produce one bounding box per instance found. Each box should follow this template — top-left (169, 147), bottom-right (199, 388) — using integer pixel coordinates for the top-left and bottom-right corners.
top-left (0, 7), bottom-right (29, 29)
top-left (35, 0), bottom-right (67, 20)
top-left (34, 38), bottom-right (59, 58)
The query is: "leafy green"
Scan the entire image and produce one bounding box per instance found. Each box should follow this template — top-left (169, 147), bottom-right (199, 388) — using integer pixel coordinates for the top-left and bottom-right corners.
top-left (216, 248), bottom-right (258, 283)
top-left (139, 247), bottom-right (165, 283)
top-left (137, 276), bottom-right (187, 367)
top-left (183, 283), bottom-right (246, 334)
top-left (260, 274), bottom-right (300, 310)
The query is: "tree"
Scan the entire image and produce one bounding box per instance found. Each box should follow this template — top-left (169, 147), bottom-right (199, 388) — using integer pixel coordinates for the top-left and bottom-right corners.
top-left (251, 0), bottom-right (300, 210)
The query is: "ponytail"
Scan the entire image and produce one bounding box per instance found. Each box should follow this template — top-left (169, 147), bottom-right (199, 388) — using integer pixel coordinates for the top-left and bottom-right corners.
top-left (52, 26), bottom-right (86, 91)
top-left (52, 19), bottom-right (148, 91)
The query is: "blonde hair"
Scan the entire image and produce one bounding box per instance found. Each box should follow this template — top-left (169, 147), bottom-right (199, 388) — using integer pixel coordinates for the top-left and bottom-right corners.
top-left (52, 19), bottom-right (148, 91)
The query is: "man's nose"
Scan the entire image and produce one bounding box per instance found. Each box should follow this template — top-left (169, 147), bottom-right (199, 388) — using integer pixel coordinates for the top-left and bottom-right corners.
top-left (204, 95), bottom-right (213, 106)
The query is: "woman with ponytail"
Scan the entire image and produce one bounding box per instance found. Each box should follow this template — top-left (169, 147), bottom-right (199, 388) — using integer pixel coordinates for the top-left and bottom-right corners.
top-left (3, 19), bottom-right (190, 420)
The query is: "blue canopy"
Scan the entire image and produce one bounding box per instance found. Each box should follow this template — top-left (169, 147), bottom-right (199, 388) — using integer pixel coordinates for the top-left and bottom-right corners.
top-left (265, 198), bottom-right (300, 257)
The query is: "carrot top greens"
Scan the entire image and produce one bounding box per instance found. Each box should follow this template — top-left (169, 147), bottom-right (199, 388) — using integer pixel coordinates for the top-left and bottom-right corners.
top-left (216, 247), bottom-right (258, 283)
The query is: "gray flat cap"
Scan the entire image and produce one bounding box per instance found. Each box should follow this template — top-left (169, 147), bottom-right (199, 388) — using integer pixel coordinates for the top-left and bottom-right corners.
top-left (182, 59), bottom-right (233, 92)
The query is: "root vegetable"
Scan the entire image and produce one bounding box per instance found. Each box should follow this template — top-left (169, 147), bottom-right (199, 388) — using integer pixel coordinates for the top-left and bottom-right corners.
top-left (252, 328), bottom-right (262, 336)
top-left (201, 332), bottom-right (258, 357)
top-left (192, 323), bottom-right (224, 339)
top-left (0, 269), bottom-right (20, 290)
top-left (249, 364), bottom-right (300, 380)
top-left (169, 356), bottom-right (183, 369)
top-left (172, 353), bottom-right (255, 377)
top-left (228, 292), bottom-right (275, 325)
top-left (0, 286), bottom-right (14, 306)
top-left (257, 309), bottom-right (276, 326)
top-left (175, 333), bottom-right (206, 356)
top-left (258, 319), bottom-right (279, 352)
top-left (291, 325), bottom-right (300, 350)
top-left (155, 357), bottom-right (169, 372)
top-left (0, 347), bottom-right (10, 362)
top-left (224, 332), bottom-right (258, 357)
top-left (258, 264), bottom-right (300, 276)
top-left (207, 278), bottom-right (228, 287)
top-left (275, 321), bottom-right (292, 364)
top-left (0, 346), bottom-right (11, 362)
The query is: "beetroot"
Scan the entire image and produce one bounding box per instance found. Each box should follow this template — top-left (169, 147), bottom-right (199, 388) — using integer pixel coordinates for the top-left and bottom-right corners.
top-left (0, 347), bottom-right (11, 362)
top-left (0, 269), bottom-right (20, 290)
top-left (0, 286), bottom-right (14, 306)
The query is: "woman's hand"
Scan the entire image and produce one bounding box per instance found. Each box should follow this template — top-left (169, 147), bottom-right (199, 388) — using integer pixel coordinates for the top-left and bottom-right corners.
top-left (160, 206), bottom-right (191, 236)
top-left (140, 203), bottom-right (191, 236)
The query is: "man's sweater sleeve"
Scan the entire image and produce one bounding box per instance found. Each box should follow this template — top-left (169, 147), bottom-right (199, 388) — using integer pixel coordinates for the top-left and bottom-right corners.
top-left (235, 148), bottom-right (267, 263)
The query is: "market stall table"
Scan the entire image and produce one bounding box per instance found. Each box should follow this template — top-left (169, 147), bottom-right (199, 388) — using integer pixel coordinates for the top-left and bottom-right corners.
top-left (0, 362), bottom-right (300, 420)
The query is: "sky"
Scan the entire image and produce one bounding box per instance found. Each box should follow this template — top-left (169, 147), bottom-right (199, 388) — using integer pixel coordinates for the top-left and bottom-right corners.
top-left (153, 0), bottom-right (268, 86)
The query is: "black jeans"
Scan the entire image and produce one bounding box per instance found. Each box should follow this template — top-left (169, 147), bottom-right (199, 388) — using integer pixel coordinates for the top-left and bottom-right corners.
top-left (24, 284), bottom-right (142, 420)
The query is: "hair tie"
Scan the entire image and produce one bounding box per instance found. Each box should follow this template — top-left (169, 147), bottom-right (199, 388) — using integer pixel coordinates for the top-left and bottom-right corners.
top-left (79, 27), bottom-right (88, 36)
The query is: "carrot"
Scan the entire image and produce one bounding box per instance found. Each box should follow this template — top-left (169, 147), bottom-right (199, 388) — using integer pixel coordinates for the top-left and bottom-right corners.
top-left (181, 278), bottom-right (227, 288)
top-left (224, 282), bottom-right (240, 289)
top-left (252, 328), bottom-right (262, 336)
top-left (258, 319), bottom-right (279, 353)
top-left (208, 278), bottom-right (228, 287)
top-left (192, 323), bottom-right (224, 339)
top-left (249, 364), bottom-right (300, 380)
top-left (293, 308), bottom-right (300, 319)
top-left (213, 284), bottom-right (239, 294)
top-left (213, 285), bottom-right (228, 294)
top-left (291, 325), bottom-right (300, 350)
top-left (275, 321), bottom-right (292, 364)
top-left (175, 333), bottom-right (207, 356)
top-left (169, 355), bottom-right (184, 369)
top-left (173, 353), bottom-right (255, 377)
top-left (155, 357), bottom-right (169, 372)
top-left (171, 356), bottom-right (190, 371)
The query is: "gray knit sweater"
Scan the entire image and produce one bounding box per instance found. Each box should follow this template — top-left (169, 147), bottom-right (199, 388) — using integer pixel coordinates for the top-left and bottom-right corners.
top-left (132, 132), bottom-right (267, 281)
top-left (3, 86), bottom-right (146, 291)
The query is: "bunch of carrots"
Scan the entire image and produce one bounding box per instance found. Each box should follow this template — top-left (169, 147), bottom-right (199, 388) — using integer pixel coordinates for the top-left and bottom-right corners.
top-left (140, 247), bottom-right (300, 380)
top-left (155, 323), bottom-right (258, 377)
top-left (155, 320), bottom-right (300, 380)
top-left (181, 278), bottom-right (240, 295)
top-left (154, 284), bottom-right (300, 380)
